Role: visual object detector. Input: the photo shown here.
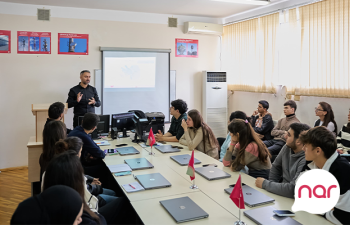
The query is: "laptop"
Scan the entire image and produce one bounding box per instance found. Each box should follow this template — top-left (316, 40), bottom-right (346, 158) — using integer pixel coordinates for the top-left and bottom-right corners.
top-left (170, 154), bottom-right (201, 166)
top-left (135, 173), bottom-right (171, 190)
top-left (195, 166), bottom-right (231, 181)
top-left (160, 196), bottom-right (209, 223)
top-left (117, 146), bottom-right (140, 155)
top-left (243, 206), bottom-right (301, 225)
top-left (224, 184), bottom-right (275, 207)
top-left (124, 158), bottom-right (154, 170)
top-left (155, 145), bottom-right (181, 153)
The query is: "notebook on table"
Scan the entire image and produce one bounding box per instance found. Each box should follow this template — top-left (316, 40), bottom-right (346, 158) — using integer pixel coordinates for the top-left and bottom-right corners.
top-left (124, 158), bottom-right (154, 170)
top-left (135, 173), bottom-right (171, 190)
top-left (160, 196), bottom-right (209, 223)
top-left (243, 206), bottom-right (301, 225)
top-left (117, 146), bottom-right (140, 155)
top-left (155, 145), bottom-right (181, 153)
top-left (195, 166), bottom-right (231, 180)
top-left (170, 154), bottom-right (201, 166)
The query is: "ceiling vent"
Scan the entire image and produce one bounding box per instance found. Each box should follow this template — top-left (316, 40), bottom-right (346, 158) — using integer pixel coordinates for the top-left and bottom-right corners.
top-left (168, 17), bottom-right (178, 28)
top-left (37, 9), bottom-right (50, 21)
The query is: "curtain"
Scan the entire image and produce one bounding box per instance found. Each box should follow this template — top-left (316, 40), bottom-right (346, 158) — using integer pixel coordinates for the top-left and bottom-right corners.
top-left (223, 13), bottom-right (279, 93)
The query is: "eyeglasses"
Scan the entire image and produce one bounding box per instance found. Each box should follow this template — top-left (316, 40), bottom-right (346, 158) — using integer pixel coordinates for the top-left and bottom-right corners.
top-left (315, 107), bottom-right (324, 112)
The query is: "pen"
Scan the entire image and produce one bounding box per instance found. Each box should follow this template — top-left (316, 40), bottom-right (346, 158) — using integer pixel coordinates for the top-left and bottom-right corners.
top-left (129, 184), bottom-right (136, 189)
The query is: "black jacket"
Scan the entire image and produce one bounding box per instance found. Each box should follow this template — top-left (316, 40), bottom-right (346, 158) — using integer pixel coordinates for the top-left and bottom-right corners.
top-left (67, 83), bottom-right (101, 116)
top-left (250, 113), bottom-right (274, 140)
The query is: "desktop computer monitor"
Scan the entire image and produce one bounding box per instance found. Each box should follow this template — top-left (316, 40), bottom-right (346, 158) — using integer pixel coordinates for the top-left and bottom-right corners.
top-left (132, 114), bottom-right (150, 143)
top-left (111, 112), bottom-right (135, 138)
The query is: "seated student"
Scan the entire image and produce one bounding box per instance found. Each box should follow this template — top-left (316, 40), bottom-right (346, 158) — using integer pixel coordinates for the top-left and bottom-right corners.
top-left (223, 119), bottom-right (272, 179)
top-left (220, 111), bottom-right (248, 161)
top-left (299, 127), bottom-right (350, 225)
top-left (179, 109), bottom-right (219, 159)
top-left (11, 185), bottom-right (83, 225)
top-left (250, 100), bottom-right (274, 140)
top-left (43, 151), bottom-right (133, 225)
top-left (263, 100), bottom-right (300, 162)
top-left (314, 102), bottom-right (337, 134)
top-left (337, 109), bottom-right (350, 158)
top-left (39, 120), bottom-right (67, 179)
top-left (55, 137), bottom-right (117, 205)
top-left (46, 102), bottom-right (72, 134)
top-left (68, 112), bottom-right (105, 166)
top-left (155, 99), bottom-right (188, 142)
top-left (255, 123), bottom-right (310, 198)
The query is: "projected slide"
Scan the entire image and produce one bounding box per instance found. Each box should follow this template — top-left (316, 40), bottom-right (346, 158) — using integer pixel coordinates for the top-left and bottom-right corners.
top-left (105, 57), bottom-right (156, 88)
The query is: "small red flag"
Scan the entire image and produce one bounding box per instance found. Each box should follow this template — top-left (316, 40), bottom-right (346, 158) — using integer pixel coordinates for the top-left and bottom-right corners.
top-left (230, 175), bottom-right (245, 209)
top-left (148, 128), bottom-right (156, 148)
top-left (186, 150), bottom-right (195, 181)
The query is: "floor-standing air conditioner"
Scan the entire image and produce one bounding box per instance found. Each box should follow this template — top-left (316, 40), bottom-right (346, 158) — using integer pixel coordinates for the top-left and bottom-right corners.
top-left (202, 71), bottom-right (227, 138)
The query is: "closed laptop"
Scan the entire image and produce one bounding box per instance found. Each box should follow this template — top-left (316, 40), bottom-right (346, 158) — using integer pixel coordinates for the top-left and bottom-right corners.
top-left (160, 196), bottom-right (209, 223)
top-left (117, 146), bottom-right (140, 155)
top-left (135, 173), bottom-right (171, 190)
top-left (195, 166), bottom-right (231, 181)
top-left (243, 206), bottom-right (301, 225)
top-left (155, 145), bottom-right (181, 153)
top-left (170, 154), bottom-right (201, 166)
top-left (224, 184), bottom-right (275, 207)
top-left (124, 158), bottom-right (154, 170)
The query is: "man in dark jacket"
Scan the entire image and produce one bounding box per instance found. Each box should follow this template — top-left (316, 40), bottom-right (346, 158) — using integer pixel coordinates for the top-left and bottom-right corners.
top-left (45, 102), bottom-right (71, 134)
top-left (251, 100), bottom-right (274, 140)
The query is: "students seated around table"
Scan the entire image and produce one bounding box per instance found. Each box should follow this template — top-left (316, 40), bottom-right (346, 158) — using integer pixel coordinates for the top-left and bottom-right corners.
top-left (179, 109), bottom-right (219, 159)
top-left (46, 102), bottom-right (72, 134)
top-left (255, 123), bottom-right (310, 198)
top-left (337, 109), bottom-right (350, 160)
top-left (43, 151), bottom-right (136, 225)
top-left (155, 99), bottom-right (188, 142)
top-left (299, 126), bottom-right (350, 225)
top-left (39, 120), bottom-right (67, 180)
top-left (314, 101), bottom-right (337, 134)
top-left (219, 111), bottom-right (248, 161)
top-left (263, 100), bottom-right (300, 162)
top-left (223, 119), bottom-right (272, 179)
top-left (55, 137), bottom-right (117, 205)
top-left (250, 100), bottom-right (274, 140)
top-left (11, 185), bottom-right (83, 225)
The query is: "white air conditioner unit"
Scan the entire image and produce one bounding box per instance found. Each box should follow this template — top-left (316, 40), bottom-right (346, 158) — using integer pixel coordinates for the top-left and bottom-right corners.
top-left (202, 71), bottom-right (227, 138)
top-left (184, 22), bottom-right (223, 36)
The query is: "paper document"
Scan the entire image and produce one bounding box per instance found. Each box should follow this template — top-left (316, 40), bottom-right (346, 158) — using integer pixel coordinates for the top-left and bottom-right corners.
top-left (122, 182), bottom-right (145, 193)
top-left (94, 140), bottom-right (110, 146)
top-left (107, 164), bottom-right (132, 173)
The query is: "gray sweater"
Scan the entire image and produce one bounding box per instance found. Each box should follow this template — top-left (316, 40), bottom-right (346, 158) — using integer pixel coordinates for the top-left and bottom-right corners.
top-left (262, 145), bottom-right (306, 198)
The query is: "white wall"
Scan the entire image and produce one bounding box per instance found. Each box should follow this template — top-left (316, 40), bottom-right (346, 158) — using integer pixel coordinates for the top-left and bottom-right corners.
top-left (0, 3), bottom-right (220, 169)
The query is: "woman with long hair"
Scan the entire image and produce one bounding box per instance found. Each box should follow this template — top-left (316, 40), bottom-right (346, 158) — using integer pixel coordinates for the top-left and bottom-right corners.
top-left (39, 120), bottom-right (67, 179)
top-left (179, 109), bottom-right (219, 159)
top-left (314, 102), bottom-right (337, 134)
top-left (223, 119), bottom-right (272, 179)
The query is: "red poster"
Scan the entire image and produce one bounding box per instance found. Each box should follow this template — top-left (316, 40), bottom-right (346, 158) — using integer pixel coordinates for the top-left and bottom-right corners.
top-left (0, 30), bottom-right (11, 53)
top-left (17, 31), bottom-right (51, 54)
top-left (175, 39), bottom-right (198, 58)
top-left (58, 33), bottom-right (89, 55)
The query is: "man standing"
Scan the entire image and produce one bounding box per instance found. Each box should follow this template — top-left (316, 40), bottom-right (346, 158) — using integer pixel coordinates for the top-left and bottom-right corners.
top-left (67, 70), bottom-right (101, 128)
top-left (255, 123), bottom-right (310, 198)
top-left (250, 100), bottom-right (274, 140)
top-left (263, 100), bottom-right (300, 162)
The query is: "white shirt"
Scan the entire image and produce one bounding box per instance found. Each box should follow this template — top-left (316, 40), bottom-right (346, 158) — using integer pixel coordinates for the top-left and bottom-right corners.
top-left (315, 120), bottom-right (335, 132)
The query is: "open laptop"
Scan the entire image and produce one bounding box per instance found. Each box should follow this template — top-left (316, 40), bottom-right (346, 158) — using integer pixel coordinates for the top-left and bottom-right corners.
top-left (160, 196), bottom-right (209, 223)
top-left (243, 206), bottom-right (301, 225)
top-left (170, 154), bottom-right (201, 166)
top-left (195, 166), bottom-right (231, 181)
top-left (117, 146), bottom-right (140, 155)
top-left (155, 145), bottom-right (181, 153)
top-left (124, 158), bottom-right (154, 170)
top-left (135, 173), bottom-right (171, 190)
top-left (224, 184), bottom-right (275, 207)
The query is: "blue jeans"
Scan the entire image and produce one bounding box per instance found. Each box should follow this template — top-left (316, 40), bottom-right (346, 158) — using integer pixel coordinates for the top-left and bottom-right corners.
top-left (99, 188), bottom-right (117, 204)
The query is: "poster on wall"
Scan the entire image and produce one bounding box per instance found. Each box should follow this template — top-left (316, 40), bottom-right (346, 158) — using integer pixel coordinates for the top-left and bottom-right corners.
top-left (58, 33), bottom-right (89, 55)
top-left (17, 31), bottom-right (51, 54)
top-left (175, 38), bottom-right (198, 58)
top-left (0, 30), bottom-right (11, 53)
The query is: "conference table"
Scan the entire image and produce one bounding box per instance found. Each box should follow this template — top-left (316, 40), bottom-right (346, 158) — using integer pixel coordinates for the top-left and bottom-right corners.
top-left (101, 134), bottom-right (332, 225)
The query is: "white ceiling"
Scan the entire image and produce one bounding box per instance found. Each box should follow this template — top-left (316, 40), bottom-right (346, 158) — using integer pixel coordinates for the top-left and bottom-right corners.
top-left (0, 0), bottom-right (285, 18)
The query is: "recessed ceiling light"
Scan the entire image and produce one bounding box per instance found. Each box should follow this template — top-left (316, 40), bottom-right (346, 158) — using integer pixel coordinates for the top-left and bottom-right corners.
top-left (211, 0), bottom-right (270, 5)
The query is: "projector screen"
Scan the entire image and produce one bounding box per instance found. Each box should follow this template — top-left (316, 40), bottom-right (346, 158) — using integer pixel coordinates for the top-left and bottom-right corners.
top-left (102, 50), bottom-right (170, 121)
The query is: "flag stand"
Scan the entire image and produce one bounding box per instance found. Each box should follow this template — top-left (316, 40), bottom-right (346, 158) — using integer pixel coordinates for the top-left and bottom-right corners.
top-left (233, 172), bottom-right (246, 225)
top-left (149, 147), bottom-right (155, 156)
top-left (189, 179), bottom-right (198, 189)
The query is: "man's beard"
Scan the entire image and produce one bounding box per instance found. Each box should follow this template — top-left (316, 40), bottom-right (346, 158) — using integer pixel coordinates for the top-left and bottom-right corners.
top-left (286, 140), bottom-right (296, 150)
